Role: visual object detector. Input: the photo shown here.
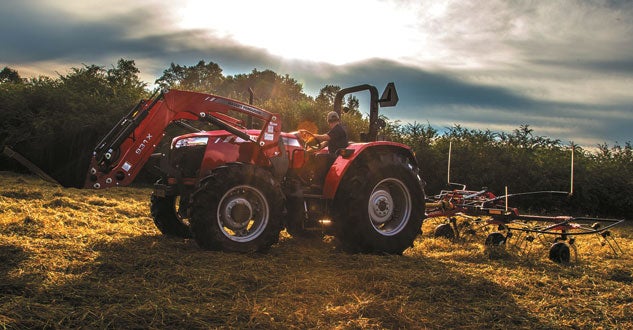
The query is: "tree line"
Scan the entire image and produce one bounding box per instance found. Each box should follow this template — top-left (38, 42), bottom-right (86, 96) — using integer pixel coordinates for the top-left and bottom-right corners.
top-left (1, 60), bottom-right (631, 219)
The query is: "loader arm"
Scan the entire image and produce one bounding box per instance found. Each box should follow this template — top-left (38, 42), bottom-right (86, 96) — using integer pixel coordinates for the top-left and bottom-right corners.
top-left (85, 89), bottom-right (282, 189)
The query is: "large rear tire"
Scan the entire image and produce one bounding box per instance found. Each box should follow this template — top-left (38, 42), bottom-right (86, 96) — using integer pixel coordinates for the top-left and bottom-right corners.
top-left (333, 152), bottom-right (425, 254)
top-left (189, 164), bottom-right (283, 253)
top-left (150, 194), bottom-right (192, 238)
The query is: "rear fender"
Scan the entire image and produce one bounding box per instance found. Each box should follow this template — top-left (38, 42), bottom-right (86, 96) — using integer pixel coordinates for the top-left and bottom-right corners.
top-left (321, 142), bottom-right (418, 199)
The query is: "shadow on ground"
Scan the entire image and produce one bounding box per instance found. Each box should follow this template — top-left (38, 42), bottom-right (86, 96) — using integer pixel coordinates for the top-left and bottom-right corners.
top-left (1, 233), bottom-right (559, 329)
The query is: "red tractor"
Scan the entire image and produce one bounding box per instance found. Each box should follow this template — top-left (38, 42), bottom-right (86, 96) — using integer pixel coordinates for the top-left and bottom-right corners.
top-left (68, 83), bottom-right (426, 253)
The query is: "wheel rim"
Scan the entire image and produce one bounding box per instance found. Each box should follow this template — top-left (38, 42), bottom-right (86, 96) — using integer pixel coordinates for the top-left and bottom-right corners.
top-left (217, 185), bottom-right (269, 242)
top-left (367, 178), bottom-right (411, 236)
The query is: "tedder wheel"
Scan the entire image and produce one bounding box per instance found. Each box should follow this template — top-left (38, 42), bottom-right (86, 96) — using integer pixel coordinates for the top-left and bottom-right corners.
top-left (484, 232), bottom-right (507, 259)
top-left (434, 223), bottom-right (455, 239)
top-left (485, 232), bottom-right (506, 246)
top-left (549, 242), bottom-right (571, 263)
top-left (150, 193), bottom-right (192, 238)
top-left (333, 152), bottom-right (425, 254)
top-left (189, 164), bottom-right (283, 253)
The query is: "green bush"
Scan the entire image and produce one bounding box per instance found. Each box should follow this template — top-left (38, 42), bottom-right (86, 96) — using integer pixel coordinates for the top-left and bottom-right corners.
top-left (1, 61), bottom-right (631, 219)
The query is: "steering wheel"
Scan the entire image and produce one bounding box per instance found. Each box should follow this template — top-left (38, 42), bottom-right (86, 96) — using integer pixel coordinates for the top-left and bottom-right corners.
top-left (298, 130), bottom-right (321, 151)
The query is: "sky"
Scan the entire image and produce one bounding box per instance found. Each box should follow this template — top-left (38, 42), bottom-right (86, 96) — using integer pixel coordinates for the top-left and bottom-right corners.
top-left (1, 0), bottom-right (632, 148)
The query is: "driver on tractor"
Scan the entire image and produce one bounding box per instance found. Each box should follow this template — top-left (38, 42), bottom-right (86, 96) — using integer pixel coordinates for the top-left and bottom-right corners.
top-left (296, 111), bottom-right (349, 185)
top-left (299, 111), bottom-right (348, 156)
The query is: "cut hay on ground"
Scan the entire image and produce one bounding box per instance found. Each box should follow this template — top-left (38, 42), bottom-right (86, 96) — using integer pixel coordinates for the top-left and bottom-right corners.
top-left (1, 172), bottom-right (632, 328)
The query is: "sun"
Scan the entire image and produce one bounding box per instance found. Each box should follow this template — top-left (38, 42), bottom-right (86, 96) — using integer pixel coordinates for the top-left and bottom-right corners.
top-left (176, 0), bottom-right (420, 65)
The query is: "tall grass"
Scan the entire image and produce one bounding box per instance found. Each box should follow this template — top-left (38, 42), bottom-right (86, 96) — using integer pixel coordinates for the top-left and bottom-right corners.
top-left (1, 172), bottom-right (631, 329)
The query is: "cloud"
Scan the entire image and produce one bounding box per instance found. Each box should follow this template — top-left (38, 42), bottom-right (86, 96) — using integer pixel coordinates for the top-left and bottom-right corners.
top-left (301, 58), bottom-right (632, 146)
top-left (0, 2), bottom-right (136, 62)
top-left (1, 0), bottom-right (631, 147)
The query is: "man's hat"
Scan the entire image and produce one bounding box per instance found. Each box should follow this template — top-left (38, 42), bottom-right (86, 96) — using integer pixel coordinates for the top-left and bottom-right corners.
top-left (327, 111), bottom-right (340, 122)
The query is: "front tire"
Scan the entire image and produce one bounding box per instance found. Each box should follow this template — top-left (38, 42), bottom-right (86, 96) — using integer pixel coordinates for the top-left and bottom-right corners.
top-left (190, 164), bottom-right (283, 253)
top-left (150, 194), bottom-right (192, 238)
top-left (333, 152), bottom-right (425, 254)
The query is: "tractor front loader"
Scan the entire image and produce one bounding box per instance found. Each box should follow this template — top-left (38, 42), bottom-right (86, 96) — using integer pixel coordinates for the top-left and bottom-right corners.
top-left (4, 83), bottom-right (426, 254)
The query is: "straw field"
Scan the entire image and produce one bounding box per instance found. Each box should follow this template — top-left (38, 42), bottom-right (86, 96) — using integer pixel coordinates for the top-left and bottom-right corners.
top-left (1, 172), bottom-right (631, 329)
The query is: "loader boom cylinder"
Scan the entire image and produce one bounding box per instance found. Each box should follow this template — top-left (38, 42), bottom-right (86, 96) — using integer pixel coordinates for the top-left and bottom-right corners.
top-left (93, 90), bottom-right (162, 164)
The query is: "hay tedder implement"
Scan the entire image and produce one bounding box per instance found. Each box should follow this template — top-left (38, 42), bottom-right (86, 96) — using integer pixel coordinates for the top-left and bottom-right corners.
top-left (425, 144), bottom-right (625, 263)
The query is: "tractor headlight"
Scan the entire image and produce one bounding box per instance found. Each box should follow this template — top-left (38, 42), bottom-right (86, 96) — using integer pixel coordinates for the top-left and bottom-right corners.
top-left (174, 137), bottom-right (209, 149)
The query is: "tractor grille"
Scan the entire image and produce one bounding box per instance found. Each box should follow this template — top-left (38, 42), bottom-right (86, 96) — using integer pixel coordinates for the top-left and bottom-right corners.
top-left (170, 145), bottom-right (205, 178)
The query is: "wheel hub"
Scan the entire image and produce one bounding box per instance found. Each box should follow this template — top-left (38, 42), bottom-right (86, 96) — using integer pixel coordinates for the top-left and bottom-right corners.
top-left (223, 198), bottom-right (253, 230)
top-left (366, 178), bottom-right (412, 237)
top-left (369, 189), bottom-right (394, 224)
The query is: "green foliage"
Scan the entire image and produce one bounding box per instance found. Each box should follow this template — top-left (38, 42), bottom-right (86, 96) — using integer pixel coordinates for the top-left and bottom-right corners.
top-left (225, 69), bottom-right (313, 132)
top-left (155, 60), bottom-right (224, 93)
top-left (575, 143), bottom-right (633, 217)
top-left (0, 59), bottom-right (148, 186)
top-left (388, 122), bottom-right (632, 218)
top-left (312, 85), bottom-right (366, 140)
top-left (1, 60), bottom-right (148, 146)
top-left (0, 67), bottom-right (22, 84)
top-left (1, 59), bottom-right (631, 218)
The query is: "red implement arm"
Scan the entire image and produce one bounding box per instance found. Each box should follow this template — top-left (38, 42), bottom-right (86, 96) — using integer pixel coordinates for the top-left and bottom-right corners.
top-left (84, 89), bottom-right (282, 189)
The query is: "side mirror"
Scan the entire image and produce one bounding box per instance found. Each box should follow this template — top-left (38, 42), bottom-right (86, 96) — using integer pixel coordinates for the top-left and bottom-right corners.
top-left (378, 82), bottom-right (398, 107)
